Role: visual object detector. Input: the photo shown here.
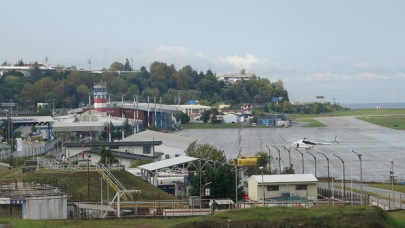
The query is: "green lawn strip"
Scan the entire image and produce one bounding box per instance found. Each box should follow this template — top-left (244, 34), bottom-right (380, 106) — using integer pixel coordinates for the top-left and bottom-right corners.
top-left (295, 118), bottom-right (327, 127)
top-left (356, 116), bottom-right (405, 130)
top-left (182, 123), bottom-right (241, 129)
top-left (331, 185), bottom-right (405, 204)
top-left (4, 206), bottom-right (405, 228)
top-left (290, 109), bottom-right (405, 121)
top-left (368, 183), bottom-right (405, 193)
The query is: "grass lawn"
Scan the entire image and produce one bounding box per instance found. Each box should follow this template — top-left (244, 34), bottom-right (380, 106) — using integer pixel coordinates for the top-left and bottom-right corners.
top-left (356, 116), bottom-right (405, 130)
top-left (182, 123), bottom-right (242, 129)
top-left (2, 206), bottom-right (405, 228)
top-left (295, 118), bottom-right (327, 127)
top-left (368, 183), bottom-right (405, 193)
top-left (0, 161), bottom-right (175, 202)
top-left (290, 109), bottom-right (405, 121)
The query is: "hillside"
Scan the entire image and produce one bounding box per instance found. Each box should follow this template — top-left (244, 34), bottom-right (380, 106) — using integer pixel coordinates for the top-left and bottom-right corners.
top-left (0, 164), bottom-right (175, 201)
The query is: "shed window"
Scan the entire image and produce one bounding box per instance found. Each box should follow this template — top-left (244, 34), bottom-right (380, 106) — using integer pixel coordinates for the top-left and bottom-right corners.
top-left (295, 185), bottom-right (307, 190)
top-left (143, 146), bottom-right (151, 154)
top-left (267, 186), bottom-right (279, 191)
top-left (165, 154), bottom-right (170, 159)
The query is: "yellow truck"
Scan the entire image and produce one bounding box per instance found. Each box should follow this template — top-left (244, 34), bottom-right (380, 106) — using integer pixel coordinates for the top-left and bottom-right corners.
top-left (230, 155), bottom-right (260, 166)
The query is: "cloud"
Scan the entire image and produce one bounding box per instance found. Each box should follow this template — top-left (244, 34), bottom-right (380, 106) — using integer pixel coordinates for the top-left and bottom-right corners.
top-left (305, 72), bottom-right (352, 81)
top-left (357, 73), bottom-right (389, 80)
top-left (214, 54), bottom-right (295, 75)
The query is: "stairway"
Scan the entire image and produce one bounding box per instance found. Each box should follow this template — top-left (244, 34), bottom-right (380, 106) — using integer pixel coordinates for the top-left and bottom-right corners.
top-left (96, 163), bottom-right (133, 201)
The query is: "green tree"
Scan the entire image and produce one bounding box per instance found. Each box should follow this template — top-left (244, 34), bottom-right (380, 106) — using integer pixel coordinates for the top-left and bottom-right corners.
top-left (283, 100), bottom-right (292, 113)
top-left (124, 118), bottom-right (132, 137)
top-left (109, 62), bottom-right (125, 71)
top-left (186, 144), bottom-right (226, 163)
top-left (211, 112), bottom-right (217, 124)
top-left (282, 166), bottom-right (295, 174)
top-left (313, 103), bottom-right (320, 114)
top-left (201, 110), bottom-right (210, 123)
top-left (124, 58), bottom-right (133, 71)
top-left (188, 165), bottom-right (245, 203)
top-left (126, 85), bottom-right (140, 98)
top-left (31, 126), bottom-right (36, 132)
top-left (174, 111), bottom-right (190, 124)
top-left (99, 146), bottom-right (118, 164)
top-left (30, 62), bottom-right (42, 79)
top-left (129, 159), bottom-right (153, 168)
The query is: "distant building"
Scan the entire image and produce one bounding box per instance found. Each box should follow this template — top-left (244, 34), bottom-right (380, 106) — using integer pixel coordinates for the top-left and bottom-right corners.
top-left (216, 73), bottom-right (254, 86)
top-left (174, 104), bottom-right (211, 119)
top-left (0, 61), bottom-right (56, 77)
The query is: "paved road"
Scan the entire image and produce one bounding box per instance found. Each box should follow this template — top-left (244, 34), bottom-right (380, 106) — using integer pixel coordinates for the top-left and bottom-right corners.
top-left (173, 116), bottom-right (405, 182)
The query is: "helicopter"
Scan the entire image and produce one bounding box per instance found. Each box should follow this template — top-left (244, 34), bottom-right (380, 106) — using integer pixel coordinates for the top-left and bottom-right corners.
top-left (291, 136), bottom-right (339, 150)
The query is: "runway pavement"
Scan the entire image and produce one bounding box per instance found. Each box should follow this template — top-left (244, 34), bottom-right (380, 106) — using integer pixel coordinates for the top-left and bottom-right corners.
top-left (173, 116), bottom-right (405, 182)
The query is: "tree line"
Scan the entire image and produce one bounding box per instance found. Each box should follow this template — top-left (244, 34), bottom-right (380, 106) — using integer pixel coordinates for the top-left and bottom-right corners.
top-left (0, 59), bottom-right (290, 113)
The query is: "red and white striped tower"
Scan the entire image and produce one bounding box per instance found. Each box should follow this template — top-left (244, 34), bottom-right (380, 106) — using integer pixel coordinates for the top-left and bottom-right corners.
top-left (93, 85), bottom-right (107, 113)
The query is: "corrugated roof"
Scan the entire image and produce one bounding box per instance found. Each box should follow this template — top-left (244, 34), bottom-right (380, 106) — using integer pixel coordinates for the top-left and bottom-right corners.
top-left (138, 156), bottom-right (199, 171)
top-left (121, 130), bottom-right (197, 151)
top-left (249, 174), bottom-right (318, 184)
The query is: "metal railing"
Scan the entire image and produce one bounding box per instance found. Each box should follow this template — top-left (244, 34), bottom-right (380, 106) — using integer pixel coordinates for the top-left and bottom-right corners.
top-left (96, 163), bottom-right (133, 201)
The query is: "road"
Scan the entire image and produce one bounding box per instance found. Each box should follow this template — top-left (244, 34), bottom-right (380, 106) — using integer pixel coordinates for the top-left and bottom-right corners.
top-left (173, 116), bottom-right (405, 182)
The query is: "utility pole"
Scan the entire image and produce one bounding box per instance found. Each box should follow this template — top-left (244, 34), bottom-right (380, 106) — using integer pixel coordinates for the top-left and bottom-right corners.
top-left (294, 148), bottom-right (305, 174)
top-left (88, 59), bottom-right (91, 71)
top-left (281, 146), bottom-right (292, 169)
top-left (318, 152), bottom-right (330, 196)
top-left (351, 150), bottom-right (363, 203)
top-left (270, 145), bottom-right (281, 174)
top-left (306, 151), bottom-right (317, 177)
top-left (131, 57), bottom-right (133, 71)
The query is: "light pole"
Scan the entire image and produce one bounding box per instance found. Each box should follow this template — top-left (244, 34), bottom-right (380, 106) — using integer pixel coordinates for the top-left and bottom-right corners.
top-left (351, 150), bottom-right (363, 202)
top-left (87, 148), bottom-right (91, 201)
top-left (332, 154), bottom-right (345, 198)
top-left (259, 166), bottom-right (264, 206)
top-left (118, 153), bottom-right (121, 172)
top-left (294, 148), bottom-right (304, 174)
top-left (317, 152), bottom-right (330, 195)
top-left (265, 145), bottom-right (271, 169)
top-left (390, 159), bottom-right (394, 209)
top-left (306, 151), bottom-right (317, 177)
top-left (280, 146), bottom-right (291, 169)
top-left (270, 145), bottom-right (281, 174)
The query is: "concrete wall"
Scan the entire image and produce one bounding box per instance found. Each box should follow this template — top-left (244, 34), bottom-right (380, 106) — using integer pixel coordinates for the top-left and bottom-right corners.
top-left (248, 178), bottom-right (318, 201)
top-left (0, 204), bottom-right (22, 218)
top-left (25, 196), bottom-right (67, 220)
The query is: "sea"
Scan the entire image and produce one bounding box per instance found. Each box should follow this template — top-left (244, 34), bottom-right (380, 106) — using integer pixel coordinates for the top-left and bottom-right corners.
top-left (340, 102), bottom-right (405, 109)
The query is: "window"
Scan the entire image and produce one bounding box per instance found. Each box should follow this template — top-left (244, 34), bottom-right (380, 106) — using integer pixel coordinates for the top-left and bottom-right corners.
top-left (165, 154), bottom-right (170, 159)
top-left (295, 185), bottom-right (307, 190)
top-left (143, 146), bottom-right (151, 154)
top-left (267, 186), bottom-right (279, 191)
top-left (109, 146), bottom-right (119, 149)
top-left (175, 154), bottom-right (180, 157)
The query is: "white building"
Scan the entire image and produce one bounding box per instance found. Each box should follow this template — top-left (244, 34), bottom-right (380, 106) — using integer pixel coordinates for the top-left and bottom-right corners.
top-left (121, 130), bottom-right (197, 160)
top-left (64, 141), bottom-right (163, 167)
top-left (216, 73), bottom-right (254, 86)
top-left (247, 174), bottom-right (318, 201)
top-left (173, 104), bottom-right (211, 119)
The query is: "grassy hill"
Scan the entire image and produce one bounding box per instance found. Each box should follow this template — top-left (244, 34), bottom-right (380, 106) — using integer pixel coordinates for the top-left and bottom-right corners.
top-left (357, 116), bottom-right (405, 130)
top-left (1, 206), bottom-right (405, 228)
top-left (0, 159), bottom-right (175, 201)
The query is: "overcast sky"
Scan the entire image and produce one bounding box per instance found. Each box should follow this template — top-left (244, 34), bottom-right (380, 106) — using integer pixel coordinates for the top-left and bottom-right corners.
top-left (1, 0), bottom-right (404, 103)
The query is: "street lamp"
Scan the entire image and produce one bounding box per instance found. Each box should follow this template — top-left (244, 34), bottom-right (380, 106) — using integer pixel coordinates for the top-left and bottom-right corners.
top-left (351, 149), bottom-right (363, 202)
top-left (86, 148), bottom-right (91, 201)
top-left (280, 146), bottom-right (291, 169)
top-left (259, 166), bottom-right (265, 206)
top-left (390, 159), bottom-right (394, 209)
top-left (332, 153), bottom-right (345, 198)
top-left (270, 145), bottom-right (281, 174)
top-left (317, 152), bottom-right (330, 196)
top-left (293, 148), bottom-right (304, 174)
top-left (306, 151), bottom-right (317, 177)
top-left (264, 145), bottom-right (271, 169)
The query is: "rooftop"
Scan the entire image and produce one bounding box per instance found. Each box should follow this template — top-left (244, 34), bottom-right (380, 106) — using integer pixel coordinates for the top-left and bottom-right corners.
top-left (121, 130), bottom-right (197, 151)
top-left (138, 156), bottom-right (199, 171)
top-left (249, 174), bottom-right (318, 184)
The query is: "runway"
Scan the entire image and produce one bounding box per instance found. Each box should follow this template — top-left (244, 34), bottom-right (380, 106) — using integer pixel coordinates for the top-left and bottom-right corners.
top-left (173, 116), bottom-right (405, 182)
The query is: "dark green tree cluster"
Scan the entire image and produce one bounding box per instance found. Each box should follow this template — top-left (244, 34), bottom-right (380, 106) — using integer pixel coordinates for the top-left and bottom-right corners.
top-left (186, 144), bottom-right (227, 163)
top-left (188, 165), bottom-right (245, 203)
top-left (174, 111), bottom-right (190, 124)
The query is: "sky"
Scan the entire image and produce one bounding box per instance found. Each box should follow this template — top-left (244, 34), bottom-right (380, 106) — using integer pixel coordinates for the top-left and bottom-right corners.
top-left (1, 0), bottom-right (405, 103)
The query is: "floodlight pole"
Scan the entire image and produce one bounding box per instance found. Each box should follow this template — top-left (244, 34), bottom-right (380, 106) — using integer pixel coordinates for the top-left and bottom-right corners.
top-left (306, 151), bottom-right (317, 177)
top-left (235, 163), bottom-right (238, 209)
top-left (270, 145), bottom-right (281, 174)
top-left (87, 148), bottom-right (90, 201)
top-left (390, 159), bottom-right (394, 210)
top-left (317, 152), bottom-right (330, 195)
top-left (294, 148), bottom-right (304, 174)
top-left (351, 150), bottom-right (363, 202)
top-left (333, 154), bottom-right (345, 198)
top-left (259, 167), bottom-right (264, 206)
top-left (199, 159), bottom-right (202, 212)
top-left (265, 145), bottom-right (271, 169)
top-left (281, 146), bottom-right (292, 169)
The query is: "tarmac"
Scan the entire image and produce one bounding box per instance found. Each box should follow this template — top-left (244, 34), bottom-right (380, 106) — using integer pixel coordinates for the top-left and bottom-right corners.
top-left (173, 116), bottom-right (405, 182)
